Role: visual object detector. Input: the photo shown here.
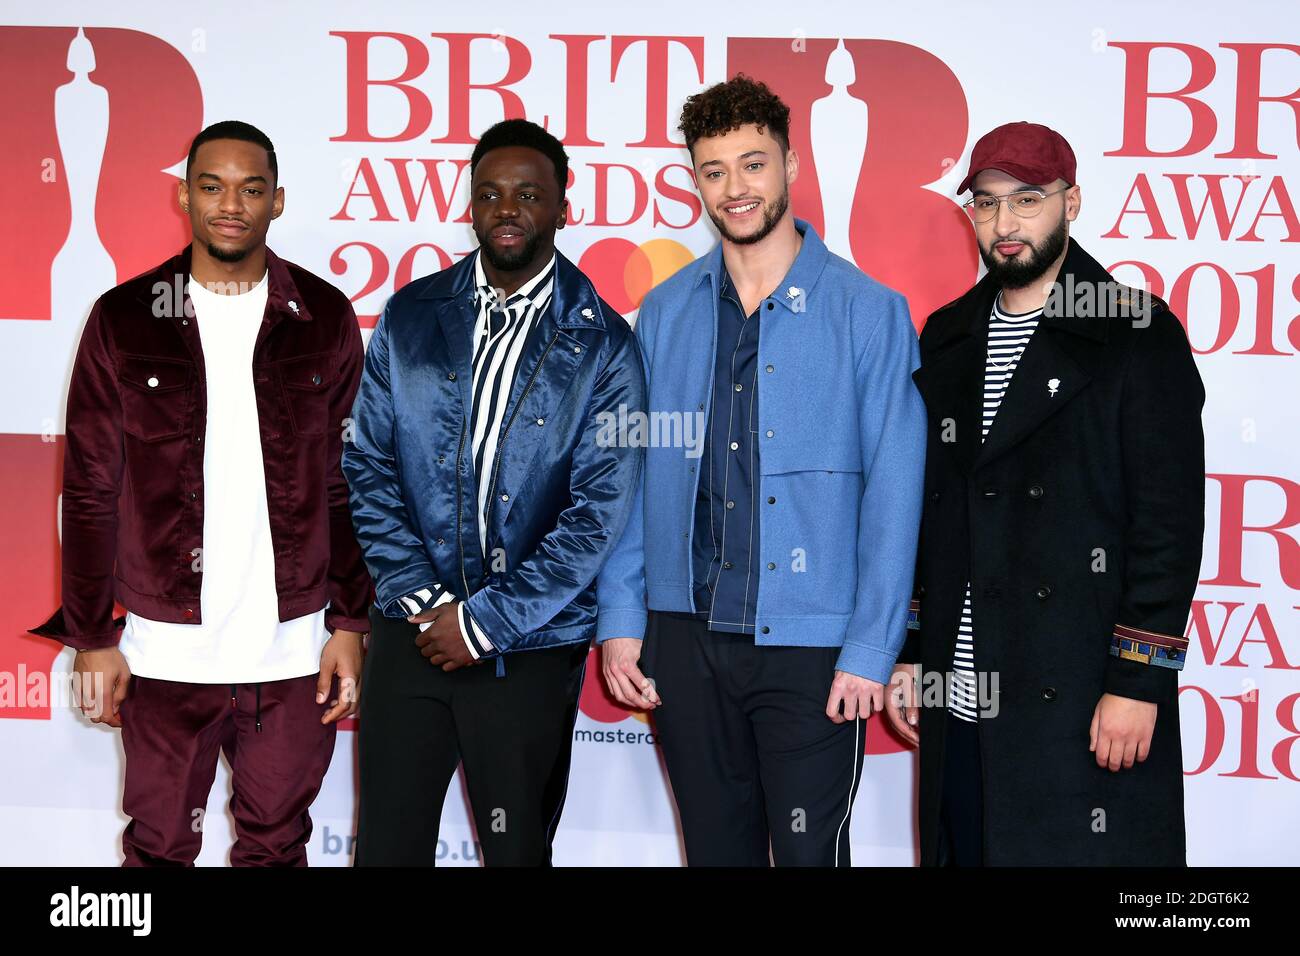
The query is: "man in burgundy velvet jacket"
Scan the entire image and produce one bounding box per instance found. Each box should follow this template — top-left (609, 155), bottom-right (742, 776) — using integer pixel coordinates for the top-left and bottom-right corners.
top-left (31, 121), bottom-right (371, 866)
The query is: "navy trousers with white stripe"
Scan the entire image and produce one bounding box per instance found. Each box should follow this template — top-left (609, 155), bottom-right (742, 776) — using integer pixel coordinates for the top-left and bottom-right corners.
top-left (645, 611), bottom-right (865, 866)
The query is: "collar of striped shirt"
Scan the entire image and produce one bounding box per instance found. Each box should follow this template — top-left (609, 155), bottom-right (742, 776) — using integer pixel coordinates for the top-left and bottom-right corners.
top-left (473, 249), bottom-right (557, 318)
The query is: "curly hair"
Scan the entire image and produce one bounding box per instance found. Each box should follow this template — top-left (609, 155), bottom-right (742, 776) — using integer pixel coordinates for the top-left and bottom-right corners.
top-left (678, 74), bottom-right (791, 155)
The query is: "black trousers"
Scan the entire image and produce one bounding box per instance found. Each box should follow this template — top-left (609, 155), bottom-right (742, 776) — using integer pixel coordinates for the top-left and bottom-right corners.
top-left (938, 711), bottom-right (985, 866)
top-left (644, 611), bottom-right (865, 866)
top-left (354, 608), bottom-right (588, 866)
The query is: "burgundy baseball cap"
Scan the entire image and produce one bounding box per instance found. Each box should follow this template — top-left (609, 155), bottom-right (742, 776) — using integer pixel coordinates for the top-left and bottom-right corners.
top-left (957, 121), bottom-right (1077, 195)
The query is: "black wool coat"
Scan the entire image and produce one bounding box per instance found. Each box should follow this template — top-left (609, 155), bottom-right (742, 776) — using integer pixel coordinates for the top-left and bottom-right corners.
top-left (900, 238), bottom-right (1205, 866)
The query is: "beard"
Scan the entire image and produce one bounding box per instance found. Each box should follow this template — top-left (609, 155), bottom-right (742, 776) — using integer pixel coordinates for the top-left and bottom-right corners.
top-left (979, 213), bottom-right (1069, 289)
top-left (477, 227), bottom-right (543, 272)
top-left (708, 187), bottom-right (789, 245)
top-left (206, 240), bottom-right (249, 263)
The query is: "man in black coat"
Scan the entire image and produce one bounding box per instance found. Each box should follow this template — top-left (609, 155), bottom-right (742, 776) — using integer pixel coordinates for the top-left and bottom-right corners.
top-left (885, 122), bottom-right (1205, 865)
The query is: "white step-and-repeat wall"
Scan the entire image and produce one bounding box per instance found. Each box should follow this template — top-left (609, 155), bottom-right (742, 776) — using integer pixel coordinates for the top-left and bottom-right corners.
top-left (1, 0), bottom-right (1296, 865)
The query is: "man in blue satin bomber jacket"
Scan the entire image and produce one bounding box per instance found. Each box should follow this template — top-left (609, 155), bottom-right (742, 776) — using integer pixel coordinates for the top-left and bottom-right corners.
top-left (596, 75), bottom-right (927, 866)
top-left (343, 119), bottom-right (646, 866)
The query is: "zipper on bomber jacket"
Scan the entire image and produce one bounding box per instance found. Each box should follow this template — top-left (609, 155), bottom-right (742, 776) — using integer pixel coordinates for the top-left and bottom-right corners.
top-left (455, 414), bottom-right (471, 598)
top-left (482, 329), bottom-right (561, 553)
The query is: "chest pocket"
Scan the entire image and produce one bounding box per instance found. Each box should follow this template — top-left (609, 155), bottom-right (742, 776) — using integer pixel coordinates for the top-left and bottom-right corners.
top-left (278, 353), bottom-right (335, 437)
top-left (119, 355), bottom-right (194, 442)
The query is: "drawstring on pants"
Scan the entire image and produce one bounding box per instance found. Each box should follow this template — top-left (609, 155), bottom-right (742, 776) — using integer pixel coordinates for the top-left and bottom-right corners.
top-left (229, 684), bottom-right (265, 733)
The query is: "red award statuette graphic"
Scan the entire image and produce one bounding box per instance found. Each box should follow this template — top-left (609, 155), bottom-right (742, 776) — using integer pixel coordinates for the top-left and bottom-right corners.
top-left (726, 36), bottom-right (977, 331)
top-left (1, 26), bottom-right (201, 720)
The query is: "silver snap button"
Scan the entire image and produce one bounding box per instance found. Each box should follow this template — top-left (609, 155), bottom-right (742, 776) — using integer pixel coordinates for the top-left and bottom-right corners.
top-left (147, 376), bottom-right (159, 388)
top-left (536, 418), bottom-right (545, 426)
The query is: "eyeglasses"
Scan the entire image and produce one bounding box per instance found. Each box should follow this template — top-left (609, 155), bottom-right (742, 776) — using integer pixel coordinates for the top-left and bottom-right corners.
top-left (963, 187), bottom-right (1069, 223)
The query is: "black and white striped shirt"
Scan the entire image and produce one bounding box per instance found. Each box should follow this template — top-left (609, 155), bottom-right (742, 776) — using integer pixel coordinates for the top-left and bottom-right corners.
top-left (949, 293), bottom-right (1042, 721)
top-left (400, 250), bottom-right (556, 659)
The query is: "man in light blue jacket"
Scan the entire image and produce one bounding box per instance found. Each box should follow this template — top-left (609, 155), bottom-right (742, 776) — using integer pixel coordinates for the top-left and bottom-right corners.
top-left (597, 75), bottom-right (926, 866)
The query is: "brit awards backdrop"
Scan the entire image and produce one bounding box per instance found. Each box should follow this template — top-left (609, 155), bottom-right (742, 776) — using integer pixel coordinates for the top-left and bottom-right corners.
top-left (1, 0), bottom-right (1297, 865)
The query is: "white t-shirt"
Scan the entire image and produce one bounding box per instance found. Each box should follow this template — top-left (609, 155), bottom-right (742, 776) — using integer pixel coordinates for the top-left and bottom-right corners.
top-left (120, 272), bottom-right (329, 683)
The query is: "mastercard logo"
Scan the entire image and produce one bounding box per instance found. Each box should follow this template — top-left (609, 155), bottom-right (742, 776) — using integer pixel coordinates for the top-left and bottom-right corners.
top-left (577, 237), bottom-right (695, 314)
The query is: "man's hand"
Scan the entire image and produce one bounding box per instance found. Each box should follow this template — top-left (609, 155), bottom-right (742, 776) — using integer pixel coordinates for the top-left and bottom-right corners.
top-left (318, 629), bottom-right (364, 724)
top-left (826, 670), bottom-right (885, 724)
top-left (884, 662), bottom-right (920, 746)
top-left (410, 601), bottom-right (477, 671)
top-left (601, 638), bottom-right (660, 709)
top-left (72, 647), bottom-right (132, 728)
top-left (1090, 692), bottom-right (1158, 771)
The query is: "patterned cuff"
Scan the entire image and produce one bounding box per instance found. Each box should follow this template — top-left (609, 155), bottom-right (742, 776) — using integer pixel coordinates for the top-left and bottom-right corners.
top-left (1110, 623), bottom-right (1188, 670)
top-left (399, 585), bottom-right (447, 616)
top-left (458, 603), bottom-right (495, 659)
top-left (906, 598), bottom-right (921, 631)
top-left (409, 589), bottom-right (495, 659)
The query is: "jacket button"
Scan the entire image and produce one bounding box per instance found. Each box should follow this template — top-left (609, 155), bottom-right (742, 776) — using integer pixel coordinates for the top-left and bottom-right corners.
top-left (501, 493), bottom-right (509, 502)
top-left (1041, 687), bottom-right (1057, 701)
top-left (436, 538), bottom-right (445, 546)
top-left (311, 373), bottom-right (321, 385)
top-left (767, 496), bottom-right (775, 504)
top-left (195, 435), bottom-right (202, 443)
top-left (183, 608), bottom-right (194, 620)
top-left (147, 376), bottom-right (159, 388)
top-left (448, 372), bottom-right (457, 381)
top-left (437, 456), bottom-right (445, 464)
top-left (181, 319), bottom-right (189, 326)
top-left (189, 492), bottom-right (197, 500)
top-left (536, 418), bottom-right (545, 426)
top-left (982, 489), bottom-right (998, 498)
top-left (767, 562), bottom-right (776, 570)
top-left (765, 430), bottom-right (774, 438)
top-left (766, 364), bottom-right (774, 373)
top-left (725, 500), bottom-right (735, 510)
top-left (1036, 585), bottom-right (1053, 600)
top-left (1028, 485), bottom-right (1044, 499)
top-left (722, 561), bottom-right (733, 570)
top-left (574, 346), bottom-right (582, 354)
top-left (766, 302), bottom-right (774, 310)
top-left (761, 626), bottom-right (770, 634)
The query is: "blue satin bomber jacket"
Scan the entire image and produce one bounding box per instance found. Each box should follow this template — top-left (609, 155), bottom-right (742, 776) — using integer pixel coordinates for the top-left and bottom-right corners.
top-left (342, 249), bottom-right (646, 656)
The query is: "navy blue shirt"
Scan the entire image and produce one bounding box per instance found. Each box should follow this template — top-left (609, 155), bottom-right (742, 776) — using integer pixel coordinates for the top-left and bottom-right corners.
top-left (691, 266), bottom-right (762, 633)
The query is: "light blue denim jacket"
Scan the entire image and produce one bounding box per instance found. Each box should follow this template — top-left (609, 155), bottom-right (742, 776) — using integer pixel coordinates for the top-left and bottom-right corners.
top-left (595, 221), bottom-right (926, 683)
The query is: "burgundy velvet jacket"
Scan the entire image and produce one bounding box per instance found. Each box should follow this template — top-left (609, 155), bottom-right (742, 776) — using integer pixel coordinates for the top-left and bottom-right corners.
top-left (32, 246), bottom-right (372, 651)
